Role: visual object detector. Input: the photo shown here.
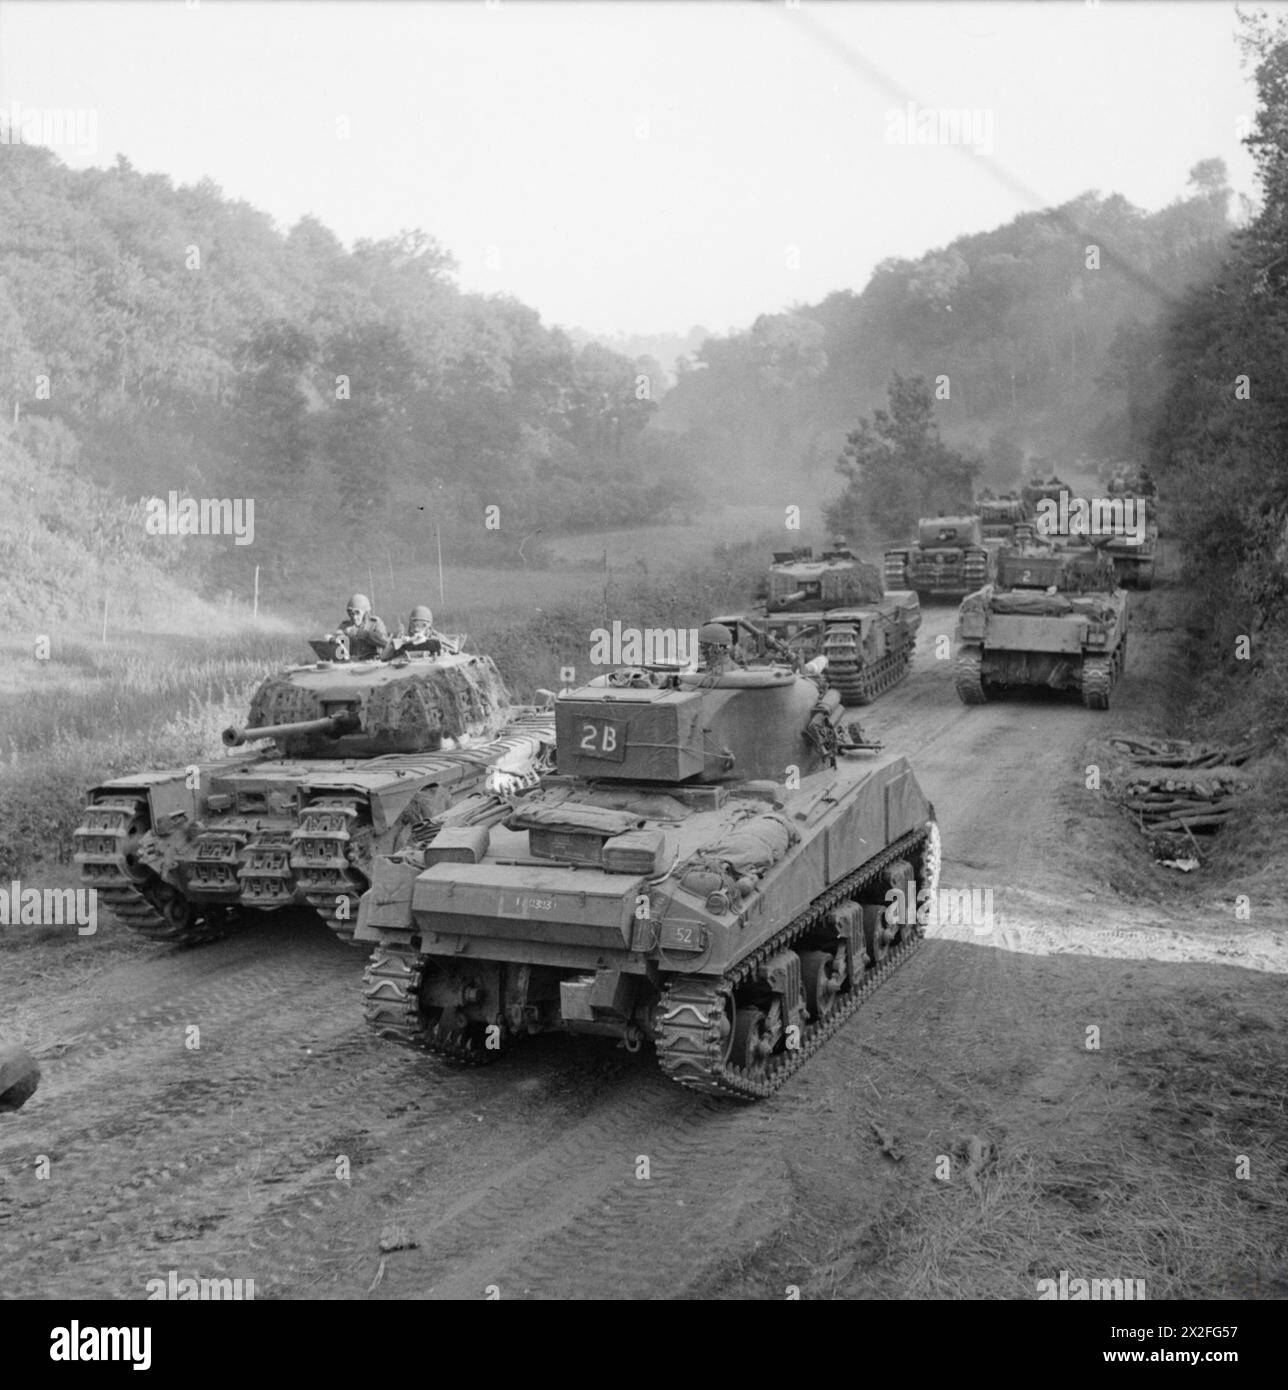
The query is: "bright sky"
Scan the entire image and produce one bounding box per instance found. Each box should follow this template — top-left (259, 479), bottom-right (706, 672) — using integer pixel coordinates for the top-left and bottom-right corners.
top-left (0, 0), bottom-right (1272, 337)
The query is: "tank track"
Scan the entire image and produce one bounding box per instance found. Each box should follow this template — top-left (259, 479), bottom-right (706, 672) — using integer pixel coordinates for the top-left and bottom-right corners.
top-left (882, 555), bottom-right (908, 589)
top-left (826, 643), bottom-right (913, 707)
top-left (654, 821), bottom-right (937, 1098)
top-left (1080, 637), bottom-right (1126, 711)
top-left (962, 550), bottom-right (991, 589)
top-left (954, 645), bottom-right (988, 704)
top-left (363, 945), bottom-right (499, 1064)
top-left (291, 796), bottom-right (370, 944)
top-left (73, 795), bottom-right (235, 945)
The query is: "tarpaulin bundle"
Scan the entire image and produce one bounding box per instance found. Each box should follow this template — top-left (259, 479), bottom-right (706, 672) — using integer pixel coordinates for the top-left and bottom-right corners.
top-left (989, 591), bottom-right (1116, 619)
top-left (507, 803), bottom-right (644, 836)
top-left (698, 811), bottom-right (798, 875)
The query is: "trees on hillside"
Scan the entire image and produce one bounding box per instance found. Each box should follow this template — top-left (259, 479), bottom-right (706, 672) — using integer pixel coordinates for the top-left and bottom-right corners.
top-left (1152, 15), bottom-right (1288, 662)
top-left (655, 181), bottom-right (1234, 498)
top-left (827, 374), bottom-right (979, 538)
top-left (0, 143), bottom-right (676, 583)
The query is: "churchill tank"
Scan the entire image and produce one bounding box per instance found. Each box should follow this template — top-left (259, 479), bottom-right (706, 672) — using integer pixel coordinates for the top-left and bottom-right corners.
top-left (884, 516), bottom-right (995, 599)
top-left (74, 646), bottom-right (554, 946)
top-left (357, 656), bottom-right (940, 1098)
top-left (714, 543), bottom-right (920, 705)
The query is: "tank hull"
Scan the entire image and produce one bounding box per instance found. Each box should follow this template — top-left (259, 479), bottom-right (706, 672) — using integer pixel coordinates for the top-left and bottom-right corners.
top-left (954, 577), bottom-right (1128, 709)
top-left (75, 715), bottom-right (552, 944)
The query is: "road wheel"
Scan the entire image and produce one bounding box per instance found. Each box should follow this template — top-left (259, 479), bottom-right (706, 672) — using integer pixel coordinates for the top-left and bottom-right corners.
top-left (730, 1006), bottom-right (775, 1073)
top-left (798, 949), bottom-right (842, 1021)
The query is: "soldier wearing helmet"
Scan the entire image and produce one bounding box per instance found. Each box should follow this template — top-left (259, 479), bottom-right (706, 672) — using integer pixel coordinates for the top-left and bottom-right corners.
top-left (381, 604), bottom-right (458, 660)
top-left (336, 593), bottom-right (389, 661)
top-left (697, 622), bottom-right (739, 675)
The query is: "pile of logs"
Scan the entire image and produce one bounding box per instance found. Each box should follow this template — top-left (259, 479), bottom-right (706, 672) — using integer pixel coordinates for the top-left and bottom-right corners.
top-left (1109, 735), bottom-right (1259, 860)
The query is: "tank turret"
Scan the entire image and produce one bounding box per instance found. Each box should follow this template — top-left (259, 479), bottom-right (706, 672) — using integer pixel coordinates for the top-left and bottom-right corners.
top-left (233, 651), bottom-right (514, 756)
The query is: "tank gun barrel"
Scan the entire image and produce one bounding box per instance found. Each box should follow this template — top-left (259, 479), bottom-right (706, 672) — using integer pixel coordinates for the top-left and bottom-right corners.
top-left (767, 589), bottom-right (808, 611)
top-left (737, 617), bottom-right (793, 658)
top-left (222, 711), bottom-right (359, 748)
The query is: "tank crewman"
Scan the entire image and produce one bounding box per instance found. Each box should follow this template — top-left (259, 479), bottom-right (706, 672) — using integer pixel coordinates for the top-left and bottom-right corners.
top-left (381, 605), bottom-right (459, 659)
top-left (697, 622), bottom-right (740, 675)
top-left (337, 593), bottom-right (390, 660)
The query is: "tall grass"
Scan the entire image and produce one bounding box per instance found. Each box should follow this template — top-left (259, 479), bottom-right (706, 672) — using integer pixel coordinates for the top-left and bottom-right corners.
top-left (0, 632), bottom-right (303, 880)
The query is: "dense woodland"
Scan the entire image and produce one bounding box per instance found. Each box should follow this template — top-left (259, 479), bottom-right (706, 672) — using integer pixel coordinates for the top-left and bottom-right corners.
top-left (1151, 13), bottom-right (1288, 743)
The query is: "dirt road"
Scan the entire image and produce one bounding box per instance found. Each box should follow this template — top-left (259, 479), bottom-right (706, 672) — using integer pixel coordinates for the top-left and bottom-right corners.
top-left (2, 592), bottom-right (1285, 1300)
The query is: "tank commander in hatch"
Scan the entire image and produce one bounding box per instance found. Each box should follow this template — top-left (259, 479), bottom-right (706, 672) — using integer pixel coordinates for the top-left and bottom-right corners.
top-left (381, 605), bottom-right (459, 659)
top-left (336, 593), bottom-right (389, 660)
top-left (697, 622), bottom-right (743, 676)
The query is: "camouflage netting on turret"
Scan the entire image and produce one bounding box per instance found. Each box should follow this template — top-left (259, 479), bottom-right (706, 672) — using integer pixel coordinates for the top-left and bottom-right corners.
top-left (362, 661), bottom-right (510, 742)
top-left (768, 560), bottom-right (883, 607)
top-left (246, 658), bottom-right (511, 752)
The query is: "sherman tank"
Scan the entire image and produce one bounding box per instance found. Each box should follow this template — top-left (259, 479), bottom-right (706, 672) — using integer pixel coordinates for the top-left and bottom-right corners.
top-left (884, 516), bottom-right (995, 599)
top-left (1107, 464), bottom-right (1157, 503)
top-left (712, 543), bottom-right (920, 705)
top-left (954, 545), bottom-right (1128, 709)
top-left (357, 656), bottom-right (940, 1099)
top-left (1102, 470), bottom-right (1159, 587)
top-left (1099, 516), bottom-right (1158, 590)
top-left (74, 645), bottom-right (554, 946)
